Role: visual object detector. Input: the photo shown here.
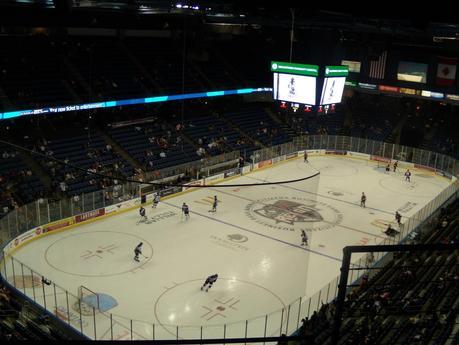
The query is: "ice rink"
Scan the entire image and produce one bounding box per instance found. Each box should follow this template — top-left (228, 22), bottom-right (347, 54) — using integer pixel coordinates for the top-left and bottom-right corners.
top-left (5, 155), bottom-right (453, 340)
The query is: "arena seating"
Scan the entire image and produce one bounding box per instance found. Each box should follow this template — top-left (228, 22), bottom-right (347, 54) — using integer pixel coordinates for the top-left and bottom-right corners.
top-left (0, 283), bottom-right (79, 340)
top-left (0, 35), bottom-right (75, 111)
top-left (211, 37), bottom-right (272, 87)
top-left (63, 37), bottom-right (149, 100)
top-left (298, 110), bottom-right (347, 136)
top-left (11, 113), bottom-right (135, 198)
top-left (0, 142), bottom-right (46, 217)
top-left (297, 199), bottom-right (459, 344)
top-left (41, 134), bottom-right (134, 196)
top-left (347, 93), bottom-right (401, 142)
top-left (124, 37), bottom-right (206, 94)
top-left (223, 105), bottom-right (291, 147)
top-left (108, 120), bottom-right (196, 171)
top-left (427, 109), bottom-right (459, 159)
top-left (184, 115), bottom-right (238, 156)
top-left (0, 35), bottom-right (226, 111)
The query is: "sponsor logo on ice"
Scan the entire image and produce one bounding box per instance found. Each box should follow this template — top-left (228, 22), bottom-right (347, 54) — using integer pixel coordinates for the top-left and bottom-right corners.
top-left (245, 197), bottom-right (342, 232)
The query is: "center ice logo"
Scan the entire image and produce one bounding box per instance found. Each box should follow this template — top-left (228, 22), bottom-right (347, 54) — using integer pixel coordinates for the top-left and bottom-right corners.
top-left (245, 197), bottom-right (343, 232)
top-left (253, 200), bottom-right (323, 225)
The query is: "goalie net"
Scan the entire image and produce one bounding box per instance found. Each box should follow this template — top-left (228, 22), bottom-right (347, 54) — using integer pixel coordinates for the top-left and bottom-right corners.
top-left (78, 285), bottom-right (100, 310)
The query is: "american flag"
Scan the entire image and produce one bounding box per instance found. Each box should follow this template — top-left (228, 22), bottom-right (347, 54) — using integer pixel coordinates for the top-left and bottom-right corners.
top-left (369, 51), bottom-right (387, 79)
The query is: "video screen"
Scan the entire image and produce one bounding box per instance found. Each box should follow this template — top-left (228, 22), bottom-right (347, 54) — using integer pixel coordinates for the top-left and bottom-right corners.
top-left (397, 61), bottom-right (428, 83)
top-left (341, 60), bottom-right (361, 73)
top-left (273, 73), bottom-right (316, 105)
top-left (319, 77), bottom-right (346, 105)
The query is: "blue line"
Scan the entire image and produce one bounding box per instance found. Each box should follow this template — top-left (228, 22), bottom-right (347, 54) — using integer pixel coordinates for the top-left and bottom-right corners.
top-left (162, 201), bottom-right (343, 263)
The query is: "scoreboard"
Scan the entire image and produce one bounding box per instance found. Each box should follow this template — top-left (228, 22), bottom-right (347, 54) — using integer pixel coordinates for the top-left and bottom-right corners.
top-left (319, 66), bottom-right (348, 105)
top-left (271, 61), bottom-right (319, 105)
top-left (271, 61), bottom-right (348, 112)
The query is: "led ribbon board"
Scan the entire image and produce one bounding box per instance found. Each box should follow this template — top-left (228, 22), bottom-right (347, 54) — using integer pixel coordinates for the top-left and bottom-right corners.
top-left (0, 88), bottom-right (272, 121)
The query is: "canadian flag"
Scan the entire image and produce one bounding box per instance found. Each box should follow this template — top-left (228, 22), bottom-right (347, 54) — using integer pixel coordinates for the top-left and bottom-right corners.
top-left (436, 57), bottom-right (457, 86)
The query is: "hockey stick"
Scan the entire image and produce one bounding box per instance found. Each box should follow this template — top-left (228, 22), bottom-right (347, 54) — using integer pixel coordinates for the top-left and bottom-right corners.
top-left (140, 253), bottom-right (149, 258)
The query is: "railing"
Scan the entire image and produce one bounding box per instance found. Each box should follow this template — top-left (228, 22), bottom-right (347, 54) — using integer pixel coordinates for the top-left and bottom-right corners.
top-left (1, 136), bottom-right (457, 341)
top-left (0, 150), bottom-right (240, 244)
top-left (252, 135), bottom-right (458, 178)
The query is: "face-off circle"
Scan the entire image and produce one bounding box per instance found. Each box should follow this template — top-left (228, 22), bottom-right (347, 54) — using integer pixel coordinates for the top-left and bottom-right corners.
top-left (378, 177), bottom-right (441, 198)
top-left (245, 196), bottom-right (343, 232)
top-left (154, 278), bottom-right (285, 329)
top-left (45, 231), bottom-right (153, 277)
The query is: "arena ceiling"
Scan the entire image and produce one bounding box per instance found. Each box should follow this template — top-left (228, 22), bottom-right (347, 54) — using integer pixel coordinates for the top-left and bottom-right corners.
top-left (0, 1), bottom-right (458, 50)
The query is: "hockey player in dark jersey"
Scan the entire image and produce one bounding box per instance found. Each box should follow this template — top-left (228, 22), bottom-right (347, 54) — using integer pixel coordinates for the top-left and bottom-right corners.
top-left (134, 242), bottom-right (143, 262)
top-left (182, 202), bottom-right (190, 220)
top-left (138, 206), bottom-right (147, 224)
top-left (301, 230), bottom-right (309, 246)
top-left (395, 211), bottom-right (402, 225)
top-left (201, 274), bottom-right (218, 292)
top-left (209, 196), bottom-right (218, 213)
top-left (360, 192), bottom-right (367, 208)
top-left (405, 169), bottom-right (411, 182)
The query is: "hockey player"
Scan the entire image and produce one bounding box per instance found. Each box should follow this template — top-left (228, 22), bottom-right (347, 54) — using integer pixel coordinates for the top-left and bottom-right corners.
top-left (201, 274), bottom-right (218, 292)
top-left (209, 195), bottom-right (218, 213)
top-left (301, 230), bottom-right (309, 246)
top-left (360, 192), bottom-right (366, 208)
top-left (152, 193), bottom-right (160, 208)
top-left (138, 206), bottom-right (147, 223)
top-left (238, 156), bottom-right (245, 174)
top-left (134, 242), bottom-right (143, 262)
top-left (385, 163), bottom-right (390, 173)
top-left (182, 202), bottom-right (190, 220)
top-left (395, 211), bottom-right (402, 225)
top-left (405, 169), bottom-right (411, 182)
top-left (304, 152), bottom-right (308, 163)
top-left (384, 224), bottom-right (399, 237)
top-left (393, 161), bottom-right (398, 172)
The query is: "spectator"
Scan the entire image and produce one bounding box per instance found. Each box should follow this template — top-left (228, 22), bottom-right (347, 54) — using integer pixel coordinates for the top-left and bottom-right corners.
top-left (196, 147), bottom-right (206, 156)
top-left (59, 181), bottom-right (67, 192)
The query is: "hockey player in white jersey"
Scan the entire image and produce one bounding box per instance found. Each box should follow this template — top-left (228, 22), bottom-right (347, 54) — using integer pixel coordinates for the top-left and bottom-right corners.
top-left (152, 193), bottom-right (160, 208)
top-left (405, 169), bottom-right (411, 182)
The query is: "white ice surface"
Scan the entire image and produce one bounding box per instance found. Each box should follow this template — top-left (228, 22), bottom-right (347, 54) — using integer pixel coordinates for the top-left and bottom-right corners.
top-left (7, 156), bottom-right (452, 340)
